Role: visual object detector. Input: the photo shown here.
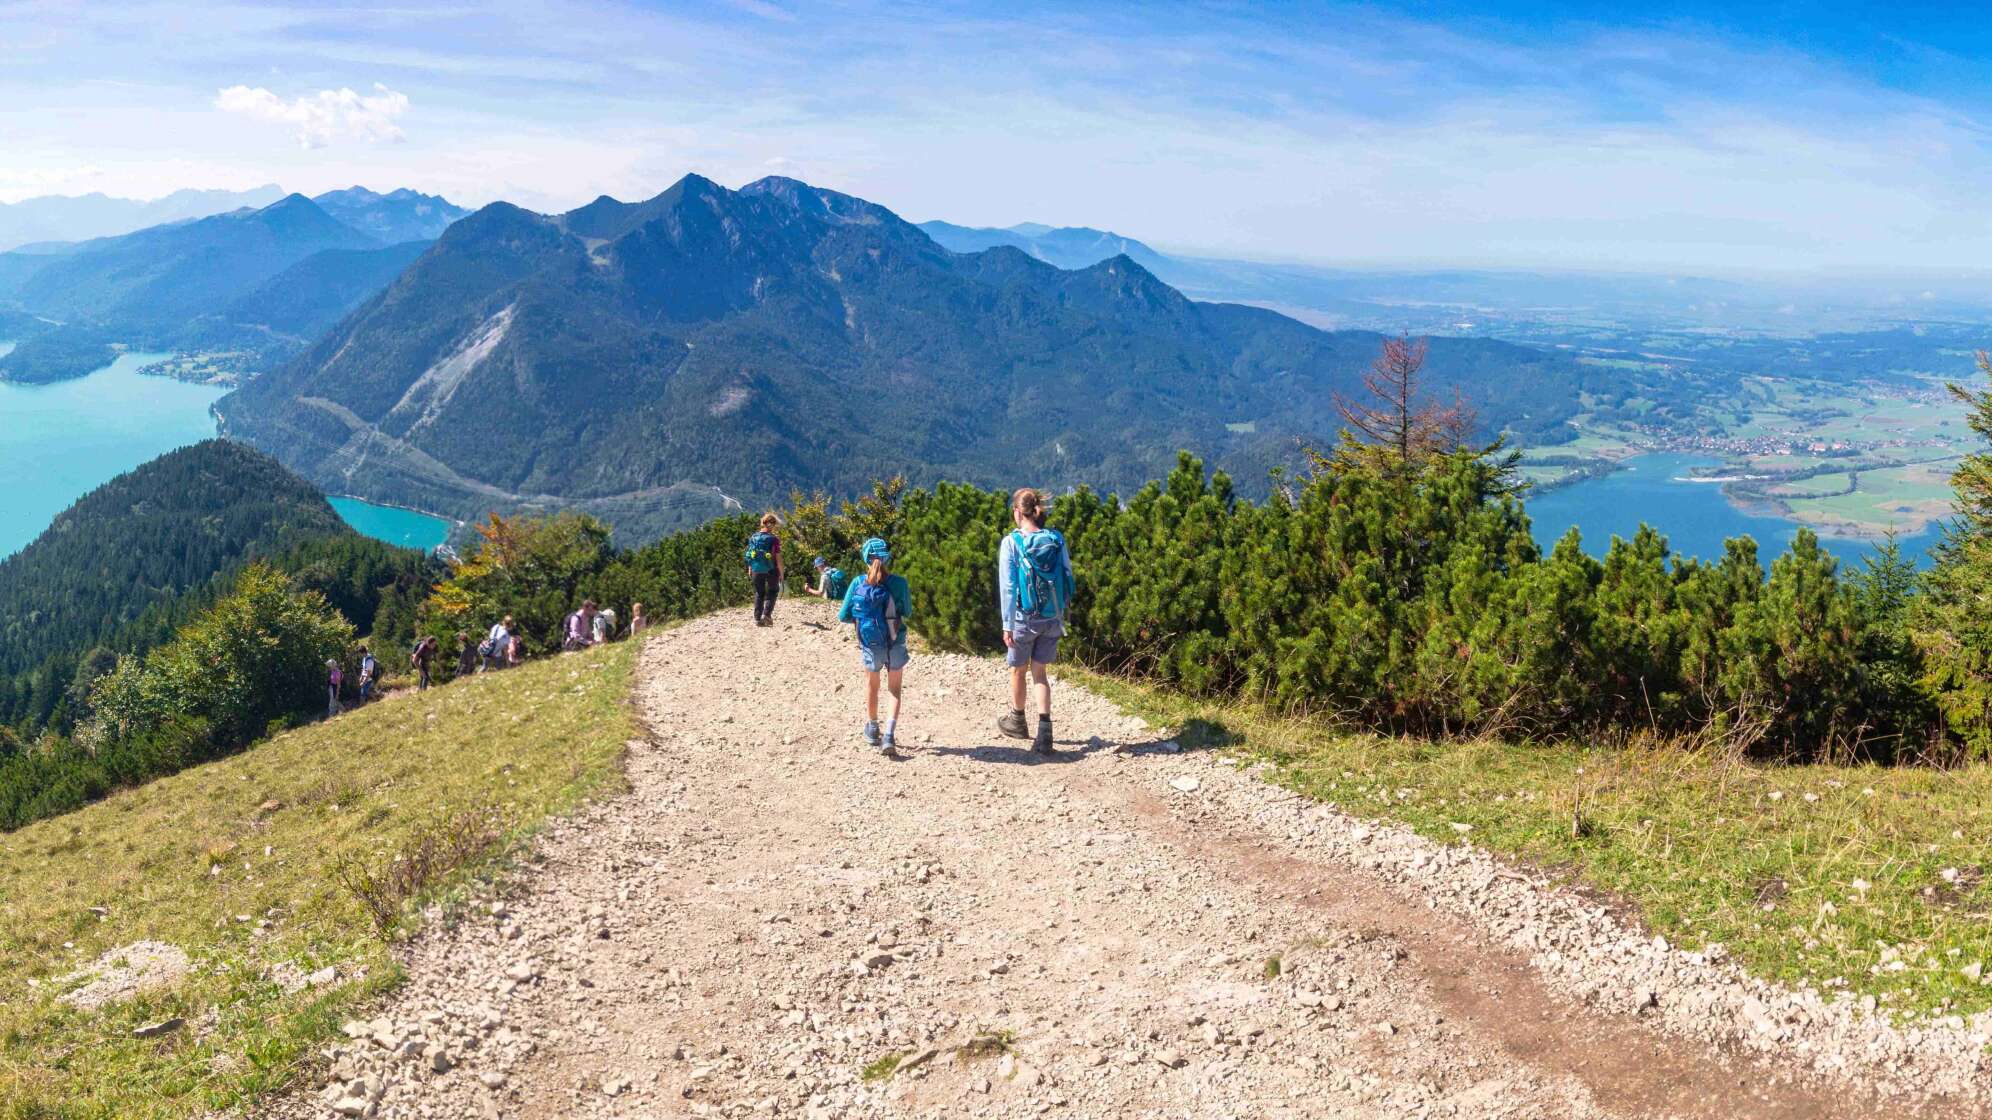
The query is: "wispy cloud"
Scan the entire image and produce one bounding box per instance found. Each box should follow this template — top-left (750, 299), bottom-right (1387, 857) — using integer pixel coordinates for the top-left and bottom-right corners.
top-left (213, 83), bottom-right (410, 148)
top-left (7, 1), bottom-right (1992, 269)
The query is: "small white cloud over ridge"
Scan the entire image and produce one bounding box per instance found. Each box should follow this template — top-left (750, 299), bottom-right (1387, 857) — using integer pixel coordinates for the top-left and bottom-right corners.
top-left (214, 83), bottom-right (409, 148)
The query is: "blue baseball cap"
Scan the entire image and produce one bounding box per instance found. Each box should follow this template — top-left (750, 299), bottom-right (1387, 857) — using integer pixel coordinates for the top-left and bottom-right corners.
top-left (861, 538), bottom-right (891, 564)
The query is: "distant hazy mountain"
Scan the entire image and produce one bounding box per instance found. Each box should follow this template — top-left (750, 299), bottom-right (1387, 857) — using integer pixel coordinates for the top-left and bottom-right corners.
top-left (220, 174), bottom-right (1593, 542)
top-left (0, 185), bottom-right (286, 253)
top-left (14, 194), bottom-right (379, 333)
top-left (0, 189), bottom-right (465, 382)
top-left (312, 187), bottom-right (468, 244)
top-left (918, 220), bottom-right (1172, 273)
top-left (921, 217), bottom-right (1949, 336)
top-left (180, 240), bottom-right (434, 356)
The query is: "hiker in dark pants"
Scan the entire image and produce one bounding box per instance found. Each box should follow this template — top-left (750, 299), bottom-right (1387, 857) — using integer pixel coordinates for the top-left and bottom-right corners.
top-left (356, 646), bottom-right (378, 703)
top-left (411, 636), bottom-right (438, 690)
top-left (745, 513), bottom-right (785, 627)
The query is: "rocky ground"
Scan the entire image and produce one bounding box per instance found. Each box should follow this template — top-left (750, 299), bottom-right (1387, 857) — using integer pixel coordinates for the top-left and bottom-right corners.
top-left (270, 602), bottom-right (1990, 1119)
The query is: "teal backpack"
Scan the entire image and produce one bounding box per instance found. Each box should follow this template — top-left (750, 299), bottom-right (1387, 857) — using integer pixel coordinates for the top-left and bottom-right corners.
top-left (823, 567), bottom-right (851, 601)
top-left (743, 531), bottom-right (777, 574)
top-left (1011, 529), bottom-right (1072, 620)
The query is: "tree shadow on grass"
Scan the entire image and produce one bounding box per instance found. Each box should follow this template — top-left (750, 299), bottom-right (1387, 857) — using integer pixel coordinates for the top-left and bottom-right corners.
top-left (1116, 717), bottom-right (1242, 758)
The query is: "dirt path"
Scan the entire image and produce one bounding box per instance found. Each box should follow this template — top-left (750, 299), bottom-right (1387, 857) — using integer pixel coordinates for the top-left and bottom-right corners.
top-left (281, 602), bottom-right (1982, 1120)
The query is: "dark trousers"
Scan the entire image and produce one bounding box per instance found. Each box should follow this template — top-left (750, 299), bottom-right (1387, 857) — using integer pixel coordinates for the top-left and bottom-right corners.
top-left (753, 571), bottom-right (781, 621)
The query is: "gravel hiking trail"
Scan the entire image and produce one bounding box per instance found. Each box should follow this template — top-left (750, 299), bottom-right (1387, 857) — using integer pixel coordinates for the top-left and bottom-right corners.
top-left (281, 601), bottom-right (1986, 1120)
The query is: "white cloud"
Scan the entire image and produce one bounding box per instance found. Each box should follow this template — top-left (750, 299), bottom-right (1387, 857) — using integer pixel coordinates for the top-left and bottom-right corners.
top-left (214, 83), bottom-right (410, 148)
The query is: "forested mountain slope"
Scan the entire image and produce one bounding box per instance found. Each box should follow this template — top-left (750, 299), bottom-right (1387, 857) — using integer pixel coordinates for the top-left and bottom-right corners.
top-left (0, 440), bottom-right (440, 734)
top-left (0, 441), bottom-right (348, 713)
top-left (220, 174), bottom-right (1592, 542)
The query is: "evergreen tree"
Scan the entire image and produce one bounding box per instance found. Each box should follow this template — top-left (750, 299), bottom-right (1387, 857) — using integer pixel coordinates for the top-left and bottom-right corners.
top-left (1914, 349), bottom-right (1992, 757)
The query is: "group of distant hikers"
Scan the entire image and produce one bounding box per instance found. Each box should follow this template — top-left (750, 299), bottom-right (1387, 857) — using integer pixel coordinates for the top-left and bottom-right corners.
top-left (742, 487), bottom-right (1073, 760)
top-left (320, 486), bottom-right (1072, 745)
top-left (323, 598), bottom-right (653, 717)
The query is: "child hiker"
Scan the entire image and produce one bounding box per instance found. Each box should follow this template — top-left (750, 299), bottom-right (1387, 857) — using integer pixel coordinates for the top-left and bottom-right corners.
top-left (839, 537), bottom-right (912, 758)
top-left (997, 487), bottom-right (1073, 755)
top-left (809, 556), bottom-right (850, 600)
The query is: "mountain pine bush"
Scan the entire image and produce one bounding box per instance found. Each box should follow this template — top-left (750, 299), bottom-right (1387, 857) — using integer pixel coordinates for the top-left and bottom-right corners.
top-left (880, 444), bottom-right (1934, 761)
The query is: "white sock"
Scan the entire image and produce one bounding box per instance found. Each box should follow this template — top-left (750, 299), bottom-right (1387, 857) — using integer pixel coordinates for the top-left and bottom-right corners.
top-left (884, 719), bottom-right (897, 740)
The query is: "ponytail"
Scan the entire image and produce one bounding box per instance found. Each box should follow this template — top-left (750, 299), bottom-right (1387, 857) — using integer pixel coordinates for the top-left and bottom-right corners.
top-left (1011, 486), bottom-right (1046, 528)
top-left (866, 557), bottom-right (888, 586)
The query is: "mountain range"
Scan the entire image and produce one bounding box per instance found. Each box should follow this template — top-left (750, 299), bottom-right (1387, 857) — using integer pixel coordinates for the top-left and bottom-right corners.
top-left (0, 185), bottom-right (286, 253)
top-left (0, 188), bottom-right (468, 383)
top-left (917, 220), bottom-right (1172, 273)
top-left (219, 174), bottom-right (1595, 542)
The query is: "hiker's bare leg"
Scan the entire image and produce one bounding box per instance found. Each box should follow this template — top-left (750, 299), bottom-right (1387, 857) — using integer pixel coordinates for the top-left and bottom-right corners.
top-left (1031, 662), bottom-right (1051, 716)
top-left (866, 671), bottom-right (881, 722)
top-left (885, 668), bottom-right (904, 724)
top-left (1010, 664), bottom-right (1028, 711)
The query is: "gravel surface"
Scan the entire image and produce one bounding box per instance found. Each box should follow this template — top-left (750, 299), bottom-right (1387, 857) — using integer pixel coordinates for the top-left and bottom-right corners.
top-left (266, 603), bottom-right (1990, 1119)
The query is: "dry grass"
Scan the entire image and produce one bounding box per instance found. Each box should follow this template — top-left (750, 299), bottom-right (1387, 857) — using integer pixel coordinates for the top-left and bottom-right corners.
top-left (1070, 667), bottom-right (1992, 1022)
top-left (0, 640), bottom-right (640, 1119)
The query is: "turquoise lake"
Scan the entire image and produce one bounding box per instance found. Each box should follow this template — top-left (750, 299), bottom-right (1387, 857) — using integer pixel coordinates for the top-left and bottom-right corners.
top-left (0, 347), bottom-right (452, 557)
top-left (0, 349), bottom-right (225, 558)
top-left (327, 497), bottom-right (452, 552)
top-left (1526, 452), bottom-right (1942, 571)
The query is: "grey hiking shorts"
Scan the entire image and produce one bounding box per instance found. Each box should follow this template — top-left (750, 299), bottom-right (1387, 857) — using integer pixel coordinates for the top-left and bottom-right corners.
top-left (1006, 614), bottom-right (1064, 667)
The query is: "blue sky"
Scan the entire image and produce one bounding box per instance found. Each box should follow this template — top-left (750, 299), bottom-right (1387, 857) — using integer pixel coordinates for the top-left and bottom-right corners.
top-left (6, 0), bottom-right (1992, 270)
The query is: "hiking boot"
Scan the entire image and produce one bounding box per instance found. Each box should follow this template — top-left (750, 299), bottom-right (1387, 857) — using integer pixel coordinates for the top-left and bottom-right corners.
top-left (880, 734), bottom-right (898, 758)
top-left (863, 720), bottom-right (881, 747)
top-left (1032, 719), bottom-right (1055, 755)
top-left (997, 709), bottom-right (1030, 739)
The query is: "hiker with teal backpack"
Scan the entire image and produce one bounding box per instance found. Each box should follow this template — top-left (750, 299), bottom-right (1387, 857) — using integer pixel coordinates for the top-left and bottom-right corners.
top-left (997, 487), bottom-right (1074, 755)
top-left (838, 538), bottom-right (913, 758)
top-left (809, 556), bottom-right (851, 601)
top-left (744, 513), bottom-right (785, 627)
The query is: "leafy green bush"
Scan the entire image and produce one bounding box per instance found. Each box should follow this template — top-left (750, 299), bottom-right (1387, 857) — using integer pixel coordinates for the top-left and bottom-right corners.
top-left (419, 510), bottom-right (759, 662)
top-left (0, 566), bottom-right (351, 830)
top-left (86, 564), bottom-right (353, 749)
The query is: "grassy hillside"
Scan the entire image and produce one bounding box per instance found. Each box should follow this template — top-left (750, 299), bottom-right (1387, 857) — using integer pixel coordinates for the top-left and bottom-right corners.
top-left (0, 638), bottom-right (639, 1119)
top-left (1075, 668), bottom-right (1992, 1022)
